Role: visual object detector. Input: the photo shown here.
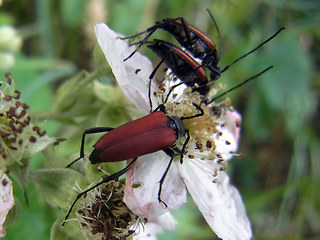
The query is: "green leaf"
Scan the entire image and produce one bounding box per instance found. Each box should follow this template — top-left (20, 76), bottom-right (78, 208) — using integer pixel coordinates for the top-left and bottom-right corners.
top-left (60, 0), bottom-right (88, 28)
top-left (93, 81), bottom-right (123, 104)
top-left (29, 168), bottom-right (86, 209)
top-left (9, 162), bottom-right (30, 205)
top-left (258, 32), bottom-right (311, 111)
top-left (51, 216), bottom-right (85, 240)
top-left (257, 31), bottom-right (316, 135)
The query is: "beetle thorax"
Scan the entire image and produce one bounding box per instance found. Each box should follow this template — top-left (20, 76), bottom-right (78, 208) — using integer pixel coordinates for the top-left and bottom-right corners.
top-left (167, 116), bottom-right (185, 139)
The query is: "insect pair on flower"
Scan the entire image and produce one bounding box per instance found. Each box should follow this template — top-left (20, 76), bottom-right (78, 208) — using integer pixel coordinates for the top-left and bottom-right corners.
top-left (64, 15), bottom-right (283, 240)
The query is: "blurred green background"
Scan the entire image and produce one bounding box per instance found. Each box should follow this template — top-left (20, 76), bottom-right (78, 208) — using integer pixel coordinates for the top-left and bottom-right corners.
top-left (1, 0), bottom-right (319, 239)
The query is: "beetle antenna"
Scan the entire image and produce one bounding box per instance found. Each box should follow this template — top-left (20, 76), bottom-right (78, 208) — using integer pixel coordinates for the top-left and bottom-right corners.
top-left (63, 158), bottom-right (138, 225)
top-left (206, 9), bottom-right (221, 44)
top-left (221, 27), bottom-right (285, 73)
top-left (208, 66), bottom-right (273, 104)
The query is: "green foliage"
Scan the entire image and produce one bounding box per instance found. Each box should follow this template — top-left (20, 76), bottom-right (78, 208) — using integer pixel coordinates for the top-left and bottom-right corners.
top-left (0, 0), bottom-right (319, 239)
top-left (29, 168), bottom-right (86, 209)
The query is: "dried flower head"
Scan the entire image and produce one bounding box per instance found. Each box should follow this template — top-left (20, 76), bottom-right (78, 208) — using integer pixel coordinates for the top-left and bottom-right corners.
top-left (76, 180), bottom-right (143, 240)
top-left (0, 73), bottom-right (54, 170)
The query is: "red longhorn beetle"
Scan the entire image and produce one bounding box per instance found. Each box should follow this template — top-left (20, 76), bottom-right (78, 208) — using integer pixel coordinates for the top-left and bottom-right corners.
top-left (64, 15), bottom-right (285, 223)
top-left (144, 26), bottom-right (284, 107)
top-left (63, 61), bottom-right (274, 224)
top-left (122, 10), bottom-right (285, 98)
top-left (121, 10), bottom-right (222, 82)
top-left (63, 101), bottom-right (204, 224)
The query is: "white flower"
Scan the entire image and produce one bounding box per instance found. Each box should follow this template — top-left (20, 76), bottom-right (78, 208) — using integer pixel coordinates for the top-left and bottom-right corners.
top-left (0, 171), bottom-right (14, 238)
top-left (95, 23), bottom-right (252, 240)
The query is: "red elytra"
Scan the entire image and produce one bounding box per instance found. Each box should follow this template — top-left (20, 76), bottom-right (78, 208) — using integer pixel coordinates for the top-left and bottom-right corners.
top-left (148, 39), bottom-right (207, 81)
top-left (121, 14), bottom-right (222, 91)
top-left (147, 39), bottom-right (210, 96)
top-left (122, 16), bottom-right (220, 73)
top-left (64, 20), bottom-right (285, 224)
top-left (173, 18), bottom-right (217, 52)
top-left (63, 107), bottom-right (200, 224)
top-left (89, 111), bottom-right (183, 163)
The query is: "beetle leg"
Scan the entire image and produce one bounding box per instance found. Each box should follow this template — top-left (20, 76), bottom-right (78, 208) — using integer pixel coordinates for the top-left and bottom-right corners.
top-left (179, 130), bottom-right (190, 164)
top-left (178, 17), bottom-right (192, 45)
top-left (148, 56), bottom-right (168, 113)
top-left (66, 127), bottom-right (114, 168)
top-left (180, 103), bottom-right (204, 121)
top-left (63, 157), bottom-right (138, 225)
top-left (123, 29), bottom-right (157, 62)
top-left (157, 149), bottom-right (175, 207)
top-left (121, 18), bottom-right (180, 61)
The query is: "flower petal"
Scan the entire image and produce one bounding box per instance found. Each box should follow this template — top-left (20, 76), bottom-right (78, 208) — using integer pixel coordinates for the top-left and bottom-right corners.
top-left (134, 212), bottom-right (177, 240)
top-left (95, 23), bottom-right (157, 112)
top-left (178, 158), bottom-right (252, 240)
top-left (215, 110), bottom-right (242, 161)
top-left (0, 172), bottom-right (14, 238)
top-left (124, 151), bottom-right (187, 218)
top-left (149, 212), bottom-right (177, 231)
top-left (133, 222), bottom-right (162, 240)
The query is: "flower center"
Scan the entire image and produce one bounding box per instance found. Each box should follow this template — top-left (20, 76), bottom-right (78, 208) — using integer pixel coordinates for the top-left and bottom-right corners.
top-left (164, 88), bottom-right (220, 161)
